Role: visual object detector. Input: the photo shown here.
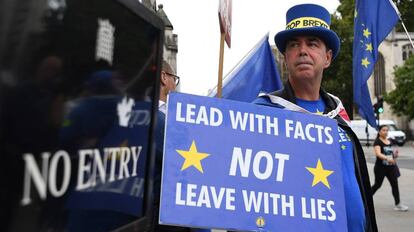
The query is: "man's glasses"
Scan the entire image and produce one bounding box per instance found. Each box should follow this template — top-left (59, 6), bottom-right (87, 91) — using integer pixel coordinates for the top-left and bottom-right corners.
top-left (165, 72), bottom-right (180, 85)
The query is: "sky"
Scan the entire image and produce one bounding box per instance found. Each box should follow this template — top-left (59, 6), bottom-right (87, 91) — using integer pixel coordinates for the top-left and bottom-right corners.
top-left (156, 0), bottom-right (340, 96)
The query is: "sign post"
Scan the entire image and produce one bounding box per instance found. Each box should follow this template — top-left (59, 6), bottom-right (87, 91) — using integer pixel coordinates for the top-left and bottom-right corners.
top-left (217, 0), bottom-right (232, 98)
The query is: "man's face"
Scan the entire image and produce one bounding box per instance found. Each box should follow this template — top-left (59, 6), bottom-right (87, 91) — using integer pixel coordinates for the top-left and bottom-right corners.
top-left (161, 71), bottom-right (177, 92)
top-left (284, 36), bottom-right (332, 81)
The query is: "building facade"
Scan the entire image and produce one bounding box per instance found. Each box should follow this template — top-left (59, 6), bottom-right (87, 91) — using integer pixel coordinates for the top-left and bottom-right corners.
top-left (370, 30), bottom-right (414, 137)
top-left (157, 4), bottom-right (178, 73)
top-left (142, 1), bottom-right (178, 73)
top-left (271, 46), bottom-right (288, 82)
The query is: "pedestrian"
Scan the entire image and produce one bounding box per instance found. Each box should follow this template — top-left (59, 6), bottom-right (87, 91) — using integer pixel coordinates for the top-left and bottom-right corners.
top-left (371, 125), bottom-right (408, 211)
top-left (254, 4), bottom-right (377, 231)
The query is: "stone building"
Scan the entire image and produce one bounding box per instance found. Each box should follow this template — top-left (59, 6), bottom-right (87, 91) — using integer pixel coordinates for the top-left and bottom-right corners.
top-left (370, 30), bottom-right (414, 137)
top-left (156, 4), bottom-right (178, 72)
top-left (142, 0), bottom-right (178, 73)
top-left (271, 46), bottom-right (288, 82)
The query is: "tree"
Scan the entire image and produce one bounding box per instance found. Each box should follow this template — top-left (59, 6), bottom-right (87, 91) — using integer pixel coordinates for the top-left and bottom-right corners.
top-left (323, 0), bottom-right (355, 118)
top-left (322, 0), bottom-right (414, 119)
top-left (384, 54), bottom-right (414, 119)
top-left (395, 0), bottom-right (414, 32)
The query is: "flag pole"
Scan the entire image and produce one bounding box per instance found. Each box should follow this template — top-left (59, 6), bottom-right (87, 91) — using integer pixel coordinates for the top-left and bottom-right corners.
top-left (218, 0), bottom-right (232, 98)
top-left (217, 33), bottom-right (225, 98)
top-left (399, 20), bottom-right (414, 49)
top-left (388, 0), bottom-right (414, 49)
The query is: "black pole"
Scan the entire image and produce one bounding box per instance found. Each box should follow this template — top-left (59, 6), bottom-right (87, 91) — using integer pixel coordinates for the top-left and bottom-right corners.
top-left (365, 122), bottom-right (370, 146)
top-left (376, 96), bottom-right (380, 129)
top-left (377, 111), bottom-right (380, 129)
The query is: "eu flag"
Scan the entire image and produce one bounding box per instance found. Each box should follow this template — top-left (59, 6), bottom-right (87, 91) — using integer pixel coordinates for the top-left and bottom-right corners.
top-left (353, 0), bottom-right (399, 127)
top-left (208, 34), bottom-right (282, 101)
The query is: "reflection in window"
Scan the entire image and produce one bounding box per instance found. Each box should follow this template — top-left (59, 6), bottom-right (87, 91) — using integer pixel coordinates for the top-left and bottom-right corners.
top-left (374, 52), bottom-right (385, 97)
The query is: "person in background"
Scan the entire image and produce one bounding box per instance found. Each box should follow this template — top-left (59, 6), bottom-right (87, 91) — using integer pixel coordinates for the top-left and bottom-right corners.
top-left (158, 60), bottom-right (179, 114)
top-left (154, 60), bottom-right (191, 231)
top-left (154, 60), bottom-right (179, 196)
top-left (371, 125), bottom-right (408, 211)
top-left (254, 4), bottom-right (377, 231)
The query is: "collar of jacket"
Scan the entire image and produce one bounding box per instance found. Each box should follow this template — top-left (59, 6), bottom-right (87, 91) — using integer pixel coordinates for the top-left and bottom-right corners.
top-left (261, 81), bottom-right (350, 127)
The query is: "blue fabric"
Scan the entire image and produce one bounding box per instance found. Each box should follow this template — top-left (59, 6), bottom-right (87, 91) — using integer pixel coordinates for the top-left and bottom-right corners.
top-left (296, 99), bottom-right (365, 232)
top-left (209, 35), bottom-right (282, 102)
top-left (353, 0), bottom-right (399, 128)
top-left (286, 4), bottom-right (331, 24)
top-left (295, 97), bottom-right (326, 114)
top-left (251, 95), bottom-right (278, 107)
top-left (337, 127), bottom-right (366, 232)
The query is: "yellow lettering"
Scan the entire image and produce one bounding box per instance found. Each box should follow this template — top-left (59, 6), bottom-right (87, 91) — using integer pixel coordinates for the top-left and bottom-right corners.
top-left (285, 17), bottom-right (330, 30)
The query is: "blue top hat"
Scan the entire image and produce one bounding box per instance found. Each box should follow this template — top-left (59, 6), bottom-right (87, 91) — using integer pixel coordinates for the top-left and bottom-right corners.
top-left (274, 4), bottom-right (340, 59)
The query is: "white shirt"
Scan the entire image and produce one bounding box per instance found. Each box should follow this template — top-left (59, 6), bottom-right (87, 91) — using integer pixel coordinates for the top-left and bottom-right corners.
top-left (158, 100), bottom-right (166, 114)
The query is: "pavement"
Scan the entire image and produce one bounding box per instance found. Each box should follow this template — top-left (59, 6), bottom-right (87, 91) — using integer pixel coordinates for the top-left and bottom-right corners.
top-left (362, 142), bottom-right (414, 232)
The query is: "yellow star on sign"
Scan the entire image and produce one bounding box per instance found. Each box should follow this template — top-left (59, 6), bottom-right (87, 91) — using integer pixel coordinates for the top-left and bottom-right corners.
top-left (306, 159), bottom-right (334, 189)
top-left (315, 109), bottom-right (324, 115)
top-left (365, 43), bottom-right (373, 52)
top-left (256, 217), bottom-right (265, 228)
top-left (176, 140), bottom-right (210, 173)
top-left (361, 57), bottom-right (370, 68)
top-left (363, 28), bottom-right (371, 38)
top-left (341, 144), bottom-right (347, 150)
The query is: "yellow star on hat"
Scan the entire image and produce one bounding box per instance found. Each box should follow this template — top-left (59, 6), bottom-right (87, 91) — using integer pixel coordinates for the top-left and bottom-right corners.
top-left (176, 140), bottom-right (210, 173)
top-left (306, 159), bottom-right (334, 189)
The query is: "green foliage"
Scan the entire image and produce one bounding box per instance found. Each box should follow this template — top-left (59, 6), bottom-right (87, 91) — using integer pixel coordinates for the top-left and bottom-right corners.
top-left (384, 55), bottom-right (414, 119)
top-left (395, 0), bottom-right (414, 32)
top-left (322, 0), bottom-right (355, 118)
top-left (322, 0), bottom-right (414, 119)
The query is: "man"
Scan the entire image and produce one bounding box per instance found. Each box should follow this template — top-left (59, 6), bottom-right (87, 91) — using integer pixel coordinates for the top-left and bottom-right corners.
top-left (159, 60), bottom-right (179, 114)
top-left (154, 60), bottom-right (190, 231)
top-left (254, 4), bottom-right (377, 232)
top-left (154, 60), bottom-right (178, 203)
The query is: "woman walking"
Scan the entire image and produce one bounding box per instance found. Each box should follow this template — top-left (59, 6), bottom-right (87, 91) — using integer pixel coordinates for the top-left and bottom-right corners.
top-left (371, 125), bottom-right (408, 211)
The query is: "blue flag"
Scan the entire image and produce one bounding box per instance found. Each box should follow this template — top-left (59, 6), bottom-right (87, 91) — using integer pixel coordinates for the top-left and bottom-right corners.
top-left (353, 0), bottom-right (399, 127)
top-left (209, 34), bottom-right (282, 101)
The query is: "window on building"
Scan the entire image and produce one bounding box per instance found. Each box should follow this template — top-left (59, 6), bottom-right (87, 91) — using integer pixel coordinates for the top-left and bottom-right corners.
top-left (402, 44), bottom-right (413, 61)
top-left (374, 52), bottom-right (386, 97)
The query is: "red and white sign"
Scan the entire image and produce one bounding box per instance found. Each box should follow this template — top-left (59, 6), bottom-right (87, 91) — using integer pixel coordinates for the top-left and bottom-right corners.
top-left (219, 0), bottom-right (232, 48)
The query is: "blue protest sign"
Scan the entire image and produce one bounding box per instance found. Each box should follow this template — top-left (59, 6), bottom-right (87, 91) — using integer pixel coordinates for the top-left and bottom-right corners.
top-left (159, 92), bottom-right (347, 231)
